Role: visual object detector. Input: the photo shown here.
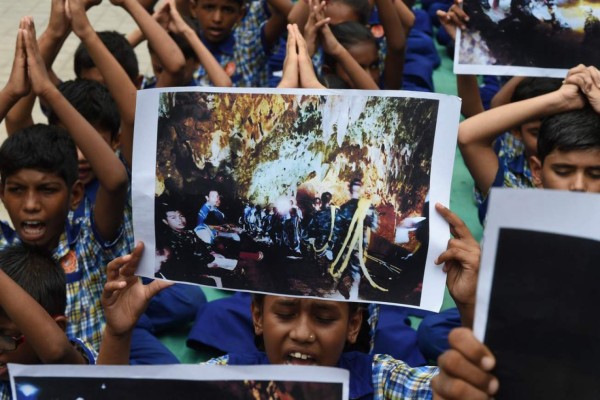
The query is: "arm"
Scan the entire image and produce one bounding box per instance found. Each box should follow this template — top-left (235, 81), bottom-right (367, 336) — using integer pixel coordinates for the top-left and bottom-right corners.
top-left (0, 268), bottom-right (86, 364)
top-left (376, 0), bottom-right (406, 89)
top-left (5, 0), bottom-right (72, 134)
top-left (434, 203), bottom-right (480, 328)
top-left (437, 1), bottom-right (483, 118)
top-left (98, 242), bottom-right (172, 364)
top-left (458, 78), bottom-right (585, 195)
top-left (166, 0), bottom-right (232, 87)
top-left (112, 0), bottom-right (187, 87)
top-left (490, 76), bottom-right (525, 108)
top-left (0, 22), bottom-right (30, 124)
top-left (393, 0), bottom-right (415, 35)
top-left (68, 0), bottom-right (138, 167)
top-left (431, 328), bottom-right (498, 399)
top-left (288, 0), bottom-right (309, 34)
top-left (263, 0), bottom-right (292, 50)
top-left (24, 17), bottom-right (128, 242)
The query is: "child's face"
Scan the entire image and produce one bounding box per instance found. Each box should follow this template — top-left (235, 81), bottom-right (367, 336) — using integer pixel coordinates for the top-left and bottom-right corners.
top-left (163, 211), bottom-right (187, 231)
top-left (0, 313), bottom-right (39, 381)
top-left (531, 148), bottom-right (600, 192)
top-left (252, 296), bottom-right (362, 367)
top-left (335, 41), bottom-right (379, 89)
top-left (514, 120), bottom-right (540, 158)
top-left (0, 169), bottom-right (83, 250)
top-left (190, 0), bottom-right (244, 44)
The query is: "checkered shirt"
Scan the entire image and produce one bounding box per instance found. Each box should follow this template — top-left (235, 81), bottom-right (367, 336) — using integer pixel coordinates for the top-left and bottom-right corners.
top-left (194, 0), bottom-right (274, 87)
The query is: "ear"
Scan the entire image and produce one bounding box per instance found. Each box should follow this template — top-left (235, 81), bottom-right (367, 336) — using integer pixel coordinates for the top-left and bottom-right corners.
top-left (251, 301), bottom-right (264, 336)
top-left (53, 315), bottom-right (68, 331)
top-left (135, 74), bottom-right (144, 90)
top-left (189, 0), bottom-right (199, 17)
top-left (0, 182), bottom-right (4, 203)
top-left (345, 308), bottom-right (363, 345)
top-left (530, 155), bottom-right (543, 188)
top-left (69, 180), bottom-right (85, 211)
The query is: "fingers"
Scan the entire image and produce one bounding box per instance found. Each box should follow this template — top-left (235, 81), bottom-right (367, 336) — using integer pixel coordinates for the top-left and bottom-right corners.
top-left (435, 203), bottom-right (477, 243)
top-left (432, 328), bottom-right (498, 399)
top-left (106, 242), bottom-right (145, 281)
top-left (435, 245), bottom-right (479, 270)
top-left (564, 66), bottom-right (600, 93)
top-left (146, 279), bottom-right (174, 298)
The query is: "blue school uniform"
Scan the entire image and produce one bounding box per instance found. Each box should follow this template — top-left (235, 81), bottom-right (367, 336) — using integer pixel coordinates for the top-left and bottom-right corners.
top-left (205, 350), bottom-right (437, 399)
top-left (193, 0), bottom-right (274, 87)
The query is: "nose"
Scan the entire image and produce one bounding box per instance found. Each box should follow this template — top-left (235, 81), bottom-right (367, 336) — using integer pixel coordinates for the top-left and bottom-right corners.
top-left (289, 315), bottom-right (314, 343)
top-left (23, 191), bottom-right (41, 212)
top-left (213, 9), bottom-right (223, 23)
top-left (570, 172), bottom-right (586, 192)
top-left (76, 146), bottom-right (86, 163)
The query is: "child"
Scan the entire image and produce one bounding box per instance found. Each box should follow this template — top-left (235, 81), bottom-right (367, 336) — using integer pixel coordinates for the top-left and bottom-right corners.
top-left (433, 109), bottom-right (600, 400)
top-left (0, 17), bottom-right (129, 352)
top-left (187, 0), bottom-right (290, 87)
top-left (0, 243), bottom-right (96, 399)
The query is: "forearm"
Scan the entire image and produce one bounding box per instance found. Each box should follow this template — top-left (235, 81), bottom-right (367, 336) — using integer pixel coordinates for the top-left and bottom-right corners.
top-left (126, 27), bottom-right (146, 48)
top-left (490, 76), bottom-right (525, 108)
top-left (77, 27), bottom-right (137, 164)
top-left (181, 28), bottom-right (232, 87)
top-left (0, 271), bottom-right (84, 364)
top-left (393, 0), bottom-right (415, 34)
top-left (457, 75), bottom-right (484, 118)
top-left (40, 86), bottom-right (128, 193)
top-left (0, 88), bottom-right (25, 125)
top-left (288, 0), bottom-right (309, 32)
top-left (336, 50), bottom-right (379, 90)
top-left (97, 328), bottom-right (132, 365)
top-left (268, 0), bottom-right (293, 17)
top-left (459, 90), bottom-right (573, 148)
top-left (122, 0), bottom-right (185, 75)
top-left (377, 0), bottom-right (406, 89)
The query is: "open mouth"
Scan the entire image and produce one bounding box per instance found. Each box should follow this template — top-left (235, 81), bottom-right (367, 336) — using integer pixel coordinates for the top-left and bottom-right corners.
top-left (20, 221), bottom-right (46, 239)
top-left (285, 352), bottom-right (316, 365)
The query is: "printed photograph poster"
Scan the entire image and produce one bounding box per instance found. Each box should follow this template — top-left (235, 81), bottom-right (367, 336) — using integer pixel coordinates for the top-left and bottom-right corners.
top-left (9, 364), bottom-right (348, 399)
top-left (454, 0), bottom-right (600, 77)
top-left (132, 87), bottom-right (460, 310)
top-left (474, 189), bottom-right (600, 399)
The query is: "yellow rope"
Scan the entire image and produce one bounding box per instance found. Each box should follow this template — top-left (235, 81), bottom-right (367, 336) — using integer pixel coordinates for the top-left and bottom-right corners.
top-left (311, 206), bottom-right (337, 254)
top-left (328, 199), bottom-right (388, 292)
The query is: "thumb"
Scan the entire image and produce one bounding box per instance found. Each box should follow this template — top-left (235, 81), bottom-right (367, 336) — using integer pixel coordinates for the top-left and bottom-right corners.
top-left (146, 279), bottom-right (174, 299)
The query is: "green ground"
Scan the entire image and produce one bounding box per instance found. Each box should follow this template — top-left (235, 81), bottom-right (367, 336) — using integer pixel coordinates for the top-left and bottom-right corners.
top-left (158, 36), bottom-right (484, 363)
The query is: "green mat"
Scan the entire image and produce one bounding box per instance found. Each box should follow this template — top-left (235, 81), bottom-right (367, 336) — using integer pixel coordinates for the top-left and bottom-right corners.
top-left (157, 35), bottom-right (484, 362)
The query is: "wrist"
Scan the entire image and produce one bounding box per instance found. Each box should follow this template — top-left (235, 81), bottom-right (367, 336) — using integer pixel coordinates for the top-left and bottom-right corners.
top-left (44, 25), bottom-right (71, 40)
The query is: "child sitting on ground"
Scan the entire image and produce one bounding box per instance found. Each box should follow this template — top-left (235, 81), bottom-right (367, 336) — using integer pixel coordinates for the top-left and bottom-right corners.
top-left (0, 244), bottom-right (96, 399)
top-left (0, 17), bottom-right (129, 353)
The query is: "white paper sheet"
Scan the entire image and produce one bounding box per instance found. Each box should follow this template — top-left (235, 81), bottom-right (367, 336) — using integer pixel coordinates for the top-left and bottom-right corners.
top-left (132, 87), bottom-right (460, 311)
top-left (9, 363), bottom-right (349, 399)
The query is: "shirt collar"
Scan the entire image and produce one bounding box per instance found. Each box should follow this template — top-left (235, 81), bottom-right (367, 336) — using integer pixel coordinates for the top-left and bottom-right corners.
top-left (200, 33), bottom-right (235, 57)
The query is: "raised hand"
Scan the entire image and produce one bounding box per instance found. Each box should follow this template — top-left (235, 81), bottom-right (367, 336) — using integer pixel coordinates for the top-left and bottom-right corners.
top-left (436, 0), bottom-right (470, 41)
top-left (563, 64), bottom-right (600, 113)
top-left (102, 242), bottom-right (173, 336)
top-left (431, 328), bottom-right (498, 400)
top-left (435, 203), bottom-right (480, 327)
top-left (5, 19), bottom-right (31, 101)
top-left (278, 24), bottom-right (300, 88)
top-left (66, 0), bottom-right (95, 38)
top-left (21, 17), bottom-right (54, 97)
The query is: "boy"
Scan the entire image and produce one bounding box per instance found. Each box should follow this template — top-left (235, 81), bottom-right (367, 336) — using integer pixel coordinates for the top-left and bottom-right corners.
top-left (0, 243), bottom-right (96, 399)
top-left (432, 70), bottom-right (600, 399)
top-left (188, 0), bottom-right (289, 87)
top-left (458, 76), bottom-right (562, 223)
top-left (0, 17), bottom-right (129, 352)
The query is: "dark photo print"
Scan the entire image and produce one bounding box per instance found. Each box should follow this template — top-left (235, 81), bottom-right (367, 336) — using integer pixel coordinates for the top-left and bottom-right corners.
top-left (485, 228), bottom-right (600, 399)
top-left (152, 91), bottom-right (439, 305)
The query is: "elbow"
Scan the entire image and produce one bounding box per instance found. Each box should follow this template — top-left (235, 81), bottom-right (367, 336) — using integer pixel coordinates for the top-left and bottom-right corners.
top-left (39, 342), bottom-right (76, 364)
top-left (105, 169), bottom-right (129, 196)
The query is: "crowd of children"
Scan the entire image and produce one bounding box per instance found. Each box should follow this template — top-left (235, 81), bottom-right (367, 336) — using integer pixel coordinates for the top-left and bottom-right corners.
top-left (0, 0), bottom-right (598, 398)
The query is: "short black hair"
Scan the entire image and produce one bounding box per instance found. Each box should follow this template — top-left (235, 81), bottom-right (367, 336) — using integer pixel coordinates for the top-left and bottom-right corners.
top-left (0, 243), bottom-right (66, 316)
top-left (0, 124), bottom-right (78, 188)
top-left (321, 192), bottom-right (333, 206)
top-left (48, 79), bottom-right (120, 141)
top-left (331, 0), bottom-right (371, 25)
top-left (537, 106), bottom-right (600, 163)
top-left (511, 77), bottom-right (563, 103)
top-left (74, 31), bottom-right (139, 84)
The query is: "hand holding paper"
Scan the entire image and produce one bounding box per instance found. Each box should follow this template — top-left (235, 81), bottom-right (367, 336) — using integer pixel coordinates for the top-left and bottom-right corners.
top-left (431, 327), bottom-right (498, 400)
top-left (435, 203), bottom-right (480, 328)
